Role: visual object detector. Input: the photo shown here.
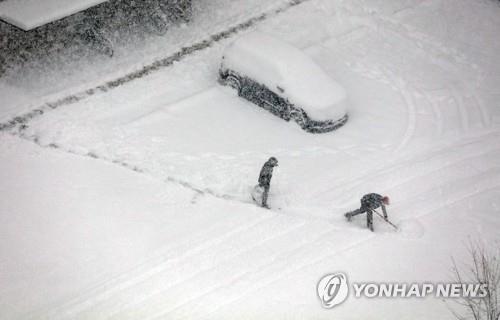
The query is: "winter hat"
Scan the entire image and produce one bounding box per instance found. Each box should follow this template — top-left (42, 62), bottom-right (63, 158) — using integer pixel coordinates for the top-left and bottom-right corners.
top-left (382, 196), bottom-right (390, 205)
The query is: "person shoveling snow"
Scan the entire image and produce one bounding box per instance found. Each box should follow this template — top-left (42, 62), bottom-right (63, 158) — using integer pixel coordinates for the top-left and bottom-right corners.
top-left (252, 157), bottom-right (278, 209)
top-left (345, 193), bottom-right (391, 232)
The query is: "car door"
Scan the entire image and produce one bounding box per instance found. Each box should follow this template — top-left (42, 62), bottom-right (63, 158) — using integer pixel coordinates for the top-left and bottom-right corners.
top-left (259, 85), bottom-right (291, 121)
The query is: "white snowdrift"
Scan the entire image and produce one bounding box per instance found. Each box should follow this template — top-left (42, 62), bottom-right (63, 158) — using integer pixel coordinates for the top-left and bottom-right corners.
top-left (221, 32), bottom-right (348, 121)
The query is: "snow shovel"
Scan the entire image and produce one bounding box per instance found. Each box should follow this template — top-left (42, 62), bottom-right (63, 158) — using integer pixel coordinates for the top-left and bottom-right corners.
top-left (251, 185), bottom-right (264, 206)
top-left (373, 209), bottom-right (398, 230)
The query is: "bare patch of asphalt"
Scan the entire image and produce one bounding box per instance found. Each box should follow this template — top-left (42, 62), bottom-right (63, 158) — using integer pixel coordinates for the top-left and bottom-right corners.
top-left (0, 0), bottom-right (309, 133)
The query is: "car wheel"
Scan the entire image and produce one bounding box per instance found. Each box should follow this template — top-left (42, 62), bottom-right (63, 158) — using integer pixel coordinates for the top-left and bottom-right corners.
top-left (291, 109), bottom-right (308, 129)
top-left (225, 74), bottom-right (242, 93)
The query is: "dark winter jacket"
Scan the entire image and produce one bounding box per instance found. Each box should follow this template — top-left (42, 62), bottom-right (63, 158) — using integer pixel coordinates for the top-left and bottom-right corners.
top-left (258, 160), bottom-right (276, 187)
top-left (360, 193), bottom-right (385, 210)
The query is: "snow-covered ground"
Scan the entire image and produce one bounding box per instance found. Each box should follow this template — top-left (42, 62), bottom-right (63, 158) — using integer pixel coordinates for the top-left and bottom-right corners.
top-left (1, 0), bottom-right (500, 319)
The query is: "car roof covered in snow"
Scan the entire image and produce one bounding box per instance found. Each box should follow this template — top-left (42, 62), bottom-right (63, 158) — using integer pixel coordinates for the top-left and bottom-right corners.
top-left (0, 0), bottom-right (109, 30)
top-left (221, 32), bottom-right (347, 121)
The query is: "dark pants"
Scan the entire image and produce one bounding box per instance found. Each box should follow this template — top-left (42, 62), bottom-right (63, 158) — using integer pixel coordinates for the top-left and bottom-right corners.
top-left (348, 208), bottom-right (373, 231)
top-left (347, 205), bottom-right (388, 232)
top-left (260, 184), bottom-right (270, 208)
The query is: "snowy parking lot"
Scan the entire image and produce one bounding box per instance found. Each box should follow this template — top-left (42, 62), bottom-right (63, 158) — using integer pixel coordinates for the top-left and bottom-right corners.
top-left (1, 0), bottom-right (500, 319)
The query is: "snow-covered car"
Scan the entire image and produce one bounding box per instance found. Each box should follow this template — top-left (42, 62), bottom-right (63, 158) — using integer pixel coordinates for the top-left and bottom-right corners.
top-left (219, 32), bottom-right (348, 133)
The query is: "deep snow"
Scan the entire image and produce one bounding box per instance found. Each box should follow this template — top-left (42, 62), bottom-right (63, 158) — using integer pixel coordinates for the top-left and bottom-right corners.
top-left (1, 0), bottom-right (500, 319)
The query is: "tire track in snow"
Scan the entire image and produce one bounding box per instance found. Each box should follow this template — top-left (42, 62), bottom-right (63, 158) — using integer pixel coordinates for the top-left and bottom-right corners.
top-left (0, 0), bottom-right (313, 134)
top-left (383, 149), bottom-right (500, 212)
top-left (419, 88), bottom-right (444, 136)
top-left (390, 5), bottom-right (493, 131)
top-left (36, 214), bottom-right (300, 319)
top-left (471, 93), bottom-right (491, 128)
top-left (136, 226), bottom-right (360, 320)
top-left (202, 232), bottom-right (375, 319)
top-left (27, 213), bottom-right (277, 319)
top-left (319, 130), bottom-right (498, 195)
top-left (449, 84), bottom-right (470, 132)
top-left (449, 82), bottom-right (491, 131)
top-left (394, 86), bottom-right (418, 153)
top-left (327, 4), bottom-right (486, 151)
top-left (49, 220), bottom-right (333, 320)
top-left (400, 167), bottom-right (500, 221)
top-left (365, 143), bottom-right (500, 201)
top-left (205, 170), bottom-right (500, 317)
top-left (258, 133), bottom-right (500, 226)
top-left (323, 38), bottom-right (430, 153)
top-left (311, 130), bottom-right (500, 205)
top-left (384, 14), bottom-right (492, 135)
